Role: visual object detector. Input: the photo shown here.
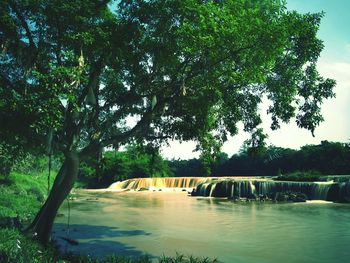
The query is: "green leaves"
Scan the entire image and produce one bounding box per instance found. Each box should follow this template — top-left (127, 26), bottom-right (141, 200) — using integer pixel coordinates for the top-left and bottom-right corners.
top-left (0, 0), bottom-right (335, 165)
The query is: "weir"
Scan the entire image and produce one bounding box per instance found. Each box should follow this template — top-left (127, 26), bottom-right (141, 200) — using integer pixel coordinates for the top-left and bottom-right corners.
top-left (192, 179), bottom-right (350, 202)
top-left (108, 177), bottom-right (240, 191)
top-left (108, 177), bottom-right (350, 202)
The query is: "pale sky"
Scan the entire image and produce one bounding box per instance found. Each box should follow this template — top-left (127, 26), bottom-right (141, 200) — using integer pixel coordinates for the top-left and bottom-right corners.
top-left (161, 0), bottom-right (350, 160)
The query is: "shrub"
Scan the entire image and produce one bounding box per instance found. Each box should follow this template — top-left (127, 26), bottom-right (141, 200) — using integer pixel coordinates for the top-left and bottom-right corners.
top-left (274, 171), bottom-right (322, 182)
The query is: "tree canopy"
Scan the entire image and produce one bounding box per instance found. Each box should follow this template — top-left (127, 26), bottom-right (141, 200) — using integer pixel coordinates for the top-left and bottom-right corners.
top-left (79, 144), bottom-right (172, 188)
top-left (0, 0), bottom-right (336, 244)
top-left (1, 0), bottom-right (336, 158)
top-left (168, 141), bottom-right (350, 177)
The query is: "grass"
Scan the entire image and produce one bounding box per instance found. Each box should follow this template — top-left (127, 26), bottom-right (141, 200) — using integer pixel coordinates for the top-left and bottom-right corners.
top-left (61, 253), bottom-right (219, 263)
top-left (0, 171), bottom-right (50, 222)
top-left (0, 228), bottom-right (59, 263)
top-left (0, 171), bottom-right (218, 263)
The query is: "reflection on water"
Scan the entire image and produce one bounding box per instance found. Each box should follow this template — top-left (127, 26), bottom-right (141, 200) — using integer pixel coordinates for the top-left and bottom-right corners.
top-left (54, 191), bottom-right (350, 263)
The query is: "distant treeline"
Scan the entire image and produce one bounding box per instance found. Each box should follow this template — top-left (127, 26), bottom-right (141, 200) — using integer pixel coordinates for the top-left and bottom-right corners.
top-left (2, 141), bottom-right (349, 189)
top-left (78, 144), bottom-right (171, 188)
top-left (168, 141), bottom-right (350, 177)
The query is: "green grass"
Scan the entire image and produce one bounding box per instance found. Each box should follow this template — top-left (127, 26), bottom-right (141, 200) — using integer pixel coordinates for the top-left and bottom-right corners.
top-left (0, 171), bottom-right (51, 222)
top-left (0, 228), bottom-right (59, 263)
top-left (61, 253), bottom-right (218, 263)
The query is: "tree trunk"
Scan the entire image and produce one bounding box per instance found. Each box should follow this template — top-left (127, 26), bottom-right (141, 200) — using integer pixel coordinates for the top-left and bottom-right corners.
top-left (26, 150), bottom-right (79, 244)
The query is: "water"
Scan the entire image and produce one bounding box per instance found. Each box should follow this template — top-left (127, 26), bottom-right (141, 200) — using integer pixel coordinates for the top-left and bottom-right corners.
top-left (108, 177), bottom-right (350, 202)
top-left (54, 191), bottom-right (350, 263)
top-left (108, 177), bottom-right (258, 191)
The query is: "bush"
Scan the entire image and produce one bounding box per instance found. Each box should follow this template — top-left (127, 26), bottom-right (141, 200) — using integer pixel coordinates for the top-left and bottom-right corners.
top-left (274, 171), bottom-right (322, 182)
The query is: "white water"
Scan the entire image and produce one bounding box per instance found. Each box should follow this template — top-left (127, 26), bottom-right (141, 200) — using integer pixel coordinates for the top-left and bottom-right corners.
top-left (108, 177), bottom-right (262, 191)
top-left (107, 177), bottom-right (350, 201)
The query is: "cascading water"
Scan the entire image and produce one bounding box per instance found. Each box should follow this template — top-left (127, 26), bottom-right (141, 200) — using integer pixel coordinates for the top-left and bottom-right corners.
top-left (192, 179), bottom-right (350, 202)
top-left (108, 177), bottom-right (221, 191)
top-left (108, 177), bottom-right (350, 202)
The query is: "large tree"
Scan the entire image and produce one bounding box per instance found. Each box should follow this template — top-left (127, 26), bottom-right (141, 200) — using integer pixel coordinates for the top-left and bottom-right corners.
top-left (0, 0), bottom-right (335, 244)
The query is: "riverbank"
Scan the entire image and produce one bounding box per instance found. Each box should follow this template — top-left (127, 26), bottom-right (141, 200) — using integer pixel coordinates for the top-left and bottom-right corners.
top-left (0, 172), bottom-right (218, 262)
top-left (0, 171), bottom-right (59, 262)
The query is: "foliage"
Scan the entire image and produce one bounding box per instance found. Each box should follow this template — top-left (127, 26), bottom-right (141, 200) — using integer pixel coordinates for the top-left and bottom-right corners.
top-left (240, 128), bottom-right (268, 157)
top-left (159, 254), bottom-right (218, 263)
top-left (0, 228), bottom-right (59, 263)
top-left (167, 159), bottom-right (203, 177)
top-left (0, 171), bottom-right (51, 222)
top-left (61, 253), bottom-right (218, 263)
top-left (0, 0), bottom-right (336, 243)
top-left (168, 152), bottom-right (229, 177)
top-left (79, 144), bottom-right (172, 188)
top-left (12, 153), bottom-right (62, 174)
top-left (0, 0), bottom-right (336, 162)
top-left (169, 141), bottom-right (350, 177)
top-left (0, 143), bottom-right (23, 177)
top-left (274, 171), bottom-right (322, 182)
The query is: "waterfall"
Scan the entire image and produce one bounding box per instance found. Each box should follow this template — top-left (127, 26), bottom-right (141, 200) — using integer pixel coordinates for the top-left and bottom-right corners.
top-left (192, 179), bottom-right (350, 202)
top-left (108, 177), bottom-right (219, 191)
top-left (107, 176), bottom-right (350, 202)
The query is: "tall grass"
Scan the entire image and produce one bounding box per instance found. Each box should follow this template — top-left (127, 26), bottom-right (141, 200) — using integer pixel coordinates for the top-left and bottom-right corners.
top-left (0, 171), bottom-right (52, 222)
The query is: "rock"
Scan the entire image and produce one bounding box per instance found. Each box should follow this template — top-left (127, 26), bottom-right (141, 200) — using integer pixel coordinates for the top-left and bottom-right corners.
top-left (258, 194), bottom-right (269, 201)
top-left (274, 192), bottom-right (288, 201)
top-left (190, 188), bottom-right (197, 196)
top-left (292, 192), bottom-right (307, 202)
top-left (211, 182), bottom-right (228, 197)
top-left (273, 191), bottom-right (307, 202)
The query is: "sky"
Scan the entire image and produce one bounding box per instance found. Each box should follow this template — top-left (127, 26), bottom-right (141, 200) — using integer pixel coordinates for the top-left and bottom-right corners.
top-left (160, 0), bottom-right (350, 160)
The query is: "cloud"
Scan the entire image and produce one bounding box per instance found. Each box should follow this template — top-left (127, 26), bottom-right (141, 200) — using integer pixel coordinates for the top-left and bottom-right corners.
top-left (262, 61), bottom-right (350, 150)
top-left (317, 61), bottom-right (350, 87)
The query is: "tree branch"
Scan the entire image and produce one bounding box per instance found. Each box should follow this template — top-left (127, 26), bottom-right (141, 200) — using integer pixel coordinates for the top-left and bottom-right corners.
top-left (77, 57), bottom-right (104, 106)
top-left (9, 1), bottom-right (36, 50)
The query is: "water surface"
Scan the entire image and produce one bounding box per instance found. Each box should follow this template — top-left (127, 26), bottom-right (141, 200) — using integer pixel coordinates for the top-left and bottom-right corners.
top-left (54, 191), bottom-right (350, 263)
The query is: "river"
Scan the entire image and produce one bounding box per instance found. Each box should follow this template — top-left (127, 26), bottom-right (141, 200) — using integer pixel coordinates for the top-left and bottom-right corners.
top-left (54, 190), bottom-right (350, 263)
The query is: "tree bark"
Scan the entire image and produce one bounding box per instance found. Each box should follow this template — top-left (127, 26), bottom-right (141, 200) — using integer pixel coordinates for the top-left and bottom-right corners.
top-left (26, 150), bottom-right (79, 244)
